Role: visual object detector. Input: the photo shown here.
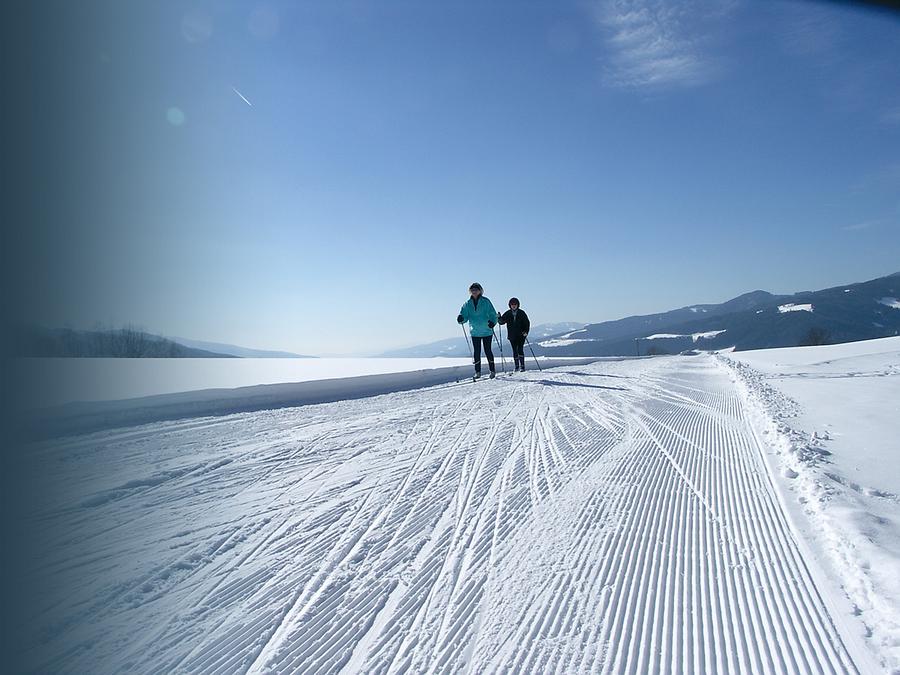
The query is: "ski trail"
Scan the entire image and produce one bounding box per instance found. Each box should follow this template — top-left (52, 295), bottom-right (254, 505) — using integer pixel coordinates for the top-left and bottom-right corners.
top-left (19, 357), bottom-right (867, 674)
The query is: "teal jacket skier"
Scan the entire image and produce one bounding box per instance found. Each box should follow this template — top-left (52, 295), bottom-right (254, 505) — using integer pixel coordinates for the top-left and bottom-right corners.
top-left (457, 282), bottom-right (498, 378)
top-left (458, 292), bottom-right (498, 337)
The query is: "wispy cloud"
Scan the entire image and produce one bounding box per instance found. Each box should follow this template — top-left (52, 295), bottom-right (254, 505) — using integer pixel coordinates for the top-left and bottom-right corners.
top-left (851, 162), bottom-right (900, 195)
top-left (841, 219), bottom-right (878, 232)
top-left (593, 0), bottom-right (737, 89)
top-left (778, 3), bottom-right (842, 59)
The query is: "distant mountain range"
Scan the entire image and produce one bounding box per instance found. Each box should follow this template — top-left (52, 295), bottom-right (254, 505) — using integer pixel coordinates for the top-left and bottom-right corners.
top-left (533, 272), bottom-right (900, 356)
top-left (13, 327), bottom-right (314, 358)
top-left (380, 322), bottom-right (585, 358)
top-left (170, 337), bottom-right (313, 359)
top-left (17, 273), bottom-right (898, 359)
top-left (13, 326), bottom-right (237, 358)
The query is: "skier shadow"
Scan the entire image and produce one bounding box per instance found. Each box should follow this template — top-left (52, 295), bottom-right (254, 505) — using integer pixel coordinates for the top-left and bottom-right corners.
top-left (529, 379), bottom-right (627, 392)
top-left (555, 370), bottom-right (631, 380)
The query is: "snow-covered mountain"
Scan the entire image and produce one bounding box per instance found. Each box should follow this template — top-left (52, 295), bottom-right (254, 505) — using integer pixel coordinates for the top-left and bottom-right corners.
top-left (380, 322), bottom-right (584, 357)
top-left (528, 321), bottom-right (586, 338)
top-left (535, 272), bottom-right (900, 356)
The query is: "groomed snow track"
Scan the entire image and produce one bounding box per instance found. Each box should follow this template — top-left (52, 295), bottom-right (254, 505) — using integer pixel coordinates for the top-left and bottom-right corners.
top-left (21, 357), bottom-right (864, 673)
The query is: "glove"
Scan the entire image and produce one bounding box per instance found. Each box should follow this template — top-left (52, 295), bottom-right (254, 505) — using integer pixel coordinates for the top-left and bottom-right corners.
top-left (457, 314), bottom-right (465, 324)
top-left (522, 333), bottom-right (528, 339)
top-left (488, 321), bottom-right (495, 329)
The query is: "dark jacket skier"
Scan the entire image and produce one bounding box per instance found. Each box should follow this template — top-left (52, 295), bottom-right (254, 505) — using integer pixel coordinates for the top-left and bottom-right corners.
top-left (498, 298), bottom-right (530, 371)
top-left (457, 282), bottom-right (497, 378)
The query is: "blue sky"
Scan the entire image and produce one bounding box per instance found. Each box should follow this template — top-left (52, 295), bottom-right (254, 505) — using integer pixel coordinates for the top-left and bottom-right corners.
top-left (43, 0), bottom-right (900, 354)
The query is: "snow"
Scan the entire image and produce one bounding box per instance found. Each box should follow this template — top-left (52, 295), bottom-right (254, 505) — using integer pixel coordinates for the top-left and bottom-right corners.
top-left (557, 328), bottom-right (587, 339)
top-left (19, 358), bottom-right (599, 438)
top-left (537, 337), bottom-right (598, 347)
top-left (723, 336), bottom-right (900, 671)
top-left (778, 302), bottom-right (814, 313)
top-left (726, 337), bottom-right (900, 491)
top-left (691, 329), bottom-right (727, 341)
top-left (538, 338), bottom-right (577, 346)
top-left (878, 297), bottom-right (900, 309)
top-left (11, 358), bottom-right (472, 408)
top-left (645, 329), bottom-right (726, 342)
top-left (13, 356), bottom-right (878, 673)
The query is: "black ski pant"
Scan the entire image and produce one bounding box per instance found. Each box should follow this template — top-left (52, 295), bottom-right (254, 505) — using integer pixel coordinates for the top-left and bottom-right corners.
top-left (472, 335), bottom-right (495, 373)
top-left (509, 335), bottom-right (526, 369)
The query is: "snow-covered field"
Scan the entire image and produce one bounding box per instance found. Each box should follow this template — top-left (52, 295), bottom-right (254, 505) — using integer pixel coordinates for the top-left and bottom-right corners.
top-left (723, 336), bottom-right (900, 672)
top-left (15, 358), bottom-right (598, 439)
top-left (537, 337), bottom-right (599, 348)
top-left (13, 358), bottom-right (475, 408)
top-left (645, 330), bottom-right (727, 342)
top-left (15, 350), bottom-right (891, 673)
top-left (778, 303), bottom-right (814, 314)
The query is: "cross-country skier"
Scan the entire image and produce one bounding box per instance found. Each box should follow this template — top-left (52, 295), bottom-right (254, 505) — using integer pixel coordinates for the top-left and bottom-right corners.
top-left (457, 283), bottom-right (498, 379)
top-left (498, 297), bottom-right (530, 372)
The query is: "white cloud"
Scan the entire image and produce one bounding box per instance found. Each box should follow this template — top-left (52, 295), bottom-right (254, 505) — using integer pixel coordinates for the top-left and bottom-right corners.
top-left (593, 0), bottom-right (737, 89)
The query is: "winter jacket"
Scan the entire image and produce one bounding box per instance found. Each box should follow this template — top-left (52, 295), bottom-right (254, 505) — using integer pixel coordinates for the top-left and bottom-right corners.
top-left (498, 308), bottom-right (530, 339)
top-left (459, 296), bottom-right (498, 338)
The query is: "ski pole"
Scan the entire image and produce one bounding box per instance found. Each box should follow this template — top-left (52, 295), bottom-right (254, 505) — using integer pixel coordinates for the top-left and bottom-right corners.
top-left (461, 323), bottom-right (473, 364)
top-left (525, 335), bottom-right (542, 372)
top-left (492, 326), bottom-right (505, 373)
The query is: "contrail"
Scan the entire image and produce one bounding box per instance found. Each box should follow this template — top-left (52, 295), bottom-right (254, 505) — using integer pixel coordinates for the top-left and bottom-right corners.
top-left (231, 86), bottom-right (253, 107)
